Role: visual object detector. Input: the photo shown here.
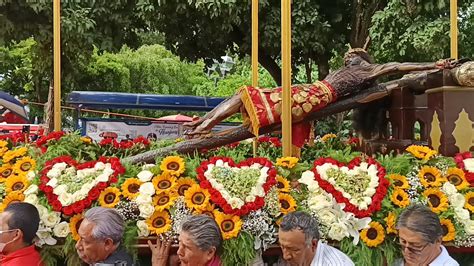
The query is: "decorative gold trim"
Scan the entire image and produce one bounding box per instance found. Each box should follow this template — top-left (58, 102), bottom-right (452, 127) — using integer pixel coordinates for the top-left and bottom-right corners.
top-left (453, 109), bottom-right (473, 152)
top-left (430, 111), bottom-right (442, 151)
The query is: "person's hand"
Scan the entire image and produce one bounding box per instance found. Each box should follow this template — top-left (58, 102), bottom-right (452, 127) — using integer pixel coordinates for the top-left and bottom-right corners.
top-left (435, 58), bottom-right (460, 69)
top-left (148, 238), bottom-right (172, 266)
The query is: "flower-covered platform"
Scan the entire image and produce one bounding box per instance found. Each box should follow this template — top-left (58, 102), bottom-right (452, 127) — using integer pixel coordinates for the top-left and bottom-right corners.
top-left (1, 132), bottom-right (474, 265)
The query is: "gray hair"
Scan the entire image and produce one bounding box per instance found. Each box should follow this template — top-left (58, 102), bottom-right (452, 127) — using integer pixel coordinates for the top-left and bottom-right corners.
top-left (181, 215), bottom-right (223, 253)
top-left (396, 204), bottom-right (443, 243)
top-left (280, 211), bottom-right (320, 244)
top-left (84, 207), bottom-right (124, 244)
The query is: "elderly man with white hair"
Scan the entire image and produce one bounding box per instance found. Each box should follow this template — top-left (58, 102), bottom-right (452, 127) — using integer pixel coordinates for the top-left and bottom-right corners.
top-left (75, 207), bottom-right (133, 265)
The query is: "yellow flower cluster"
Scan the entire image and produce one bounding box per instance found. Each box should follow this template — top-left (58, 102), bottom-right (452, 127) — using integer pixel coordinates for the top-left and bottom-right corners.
top-left (405, 145), bottom-right (437, 161)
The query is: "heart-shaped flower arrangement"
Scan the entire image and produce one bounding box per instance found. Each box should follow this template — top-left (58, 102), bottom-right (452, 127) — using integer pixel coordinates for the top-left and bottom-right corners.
top-left (311, 157), bottom-right (389, 218)
top-left (196, 157), bottom-right (277, 216)
top-left (454, 152), bottom-right (474, 185)
top-left (39, 156), bottom-right (125, 216)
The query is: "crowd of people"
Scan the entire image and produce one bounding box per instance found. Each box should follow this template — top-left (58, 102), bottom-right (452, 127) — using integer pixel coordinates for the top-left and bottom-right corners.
top-left (0, 202), bottom-right (460, 266)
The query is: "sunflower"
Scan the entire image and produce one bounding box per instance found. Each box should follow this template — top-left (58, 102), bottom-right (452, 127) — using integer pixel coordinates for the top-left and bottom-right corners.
top-left (214, 210), bottom-right (242, 240)
top-left (193, 204), bottom-right (216, 218)
top-left (176, 177), bottom-right (196, 196)
top-left (406, 145), bottom-right (437, 161)
top-left (276, 175), bottom-right (290, 193)
top-left (13, 156), bottom-right (36, 174)
top-left (440, 218), bottom-right (456, 242)
top-left (388, 174), bottom-right (409, 190)
top-left (0, 191), bottom-right (25, 212)
top-left (2, 147), bottom-right (28, 163)
top-left (276, 157), bottom-right (299, 169)
top-left (418, 166), bottom-right (444, 188)
top-left (69, 213), bottom-right (84, 241)
top-left (384, 212), bottom-right (397, 234)
top-left (152, 173), bottom-right (177, 194)
top-left (160, 156), bottom-right (185, 176)
top-left (279, 193), bottom-right (296, 215)
top-left (146, 210), bottom-right (172, 235)
top-left (184, 184), bottom-right (211, 210)
top-left (98, 187), bottom-right (121, 208)
top-left (5, 174), bottom-right (29, 194)
top-left (423, 188), bottom-right (449, 214)
top-left (390, 189), bottom-right (410, 208)
top-left (361, 221), bottom-right (385, 247)
top-left (0, 142), bottom-right (8, 157)
top-left (153, 191), bottom-right (178, 211)
top-left (121, 178), bottom-right (143, 199)
top-left (80, 136), bottom-right (92, 144)
top-left (321, 133), bottom-right (337, 142)
top-left (464, 192), bottom-right (474, 212)
top-left (0, 140), bottom-right (8, 148)
top-left (0, 164), bottom-right (13, 182)
top-left (445, 168), bottom-right (469, 190)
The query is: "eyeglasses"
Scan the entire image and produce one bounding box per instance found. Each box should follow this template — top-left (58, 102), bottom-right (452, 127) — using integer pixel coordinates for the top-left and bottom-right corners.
top-left (0, 229), bottom-right (17, 235)
top-left (399, 240), bottom-right (430, 254)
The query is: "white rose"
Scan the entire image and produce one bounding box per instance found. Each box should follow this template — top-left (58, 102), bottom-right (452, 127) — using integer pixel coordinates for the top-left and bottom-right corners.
top-left (250, 186), bottom-right (265, 197)
top-left (328, 222), bottom-right (349, 241)
top-left (35, 230), bottom-right (57, 246)
top-left (139, 203), bottom-right (155, 219)
top-left (24, 194), bottom-right (39, 204)
top-left (464, 158), bottom-right (474, 173)
top-left (308, 194), bottom-right (332, 211)
top-left (316, 208), bottom-right (337, 225)
top-left (137, 170), bottom-right (154, 182)
top-left (364, 188), bottom-right (376, 197)
top-left (229, 198), bottom-right (244, 209)
top-left (139, 182), bottom-right (155, 196)
top-left (299, 171), bottom-right (316, 186)
top-left (245, 195), bottom-right (256, 202)
top-left (53, 184), bottom-right (68, 195)
top-left (137, 220), bottom-right (150, 237)
top-left (96, 172), bottom-right (111, 182)
top-left (455, 208), bottom-right (470, 222)
top-left (42, 212), bottom-right (61, 227)
top-left (142, 164), bottom-right (156, 170)
top-left (135, 194), bottom-right (153, 204)
top-left (442, 182), bottom-right (457, 196)
top-left (36, 205), bottom-right (49, 218)
top-left (46, 177), bottom-right (59, 187)
top-left (24, 184), bottom-right (39, 195)
top-left (53, 222), bottom-right (70, 238)
top-left (57, 193), bottom-right (74, 206)
top-left (450, 194), bottom-right (466, 209)
top-left (94, 162), bottom-right (106, 170)
top-left (464, 220), bottom-right (474, 235)
top-left (27, 171), bottom-right (36, 181)
top-left (53, 162), bottom-right (68, 171)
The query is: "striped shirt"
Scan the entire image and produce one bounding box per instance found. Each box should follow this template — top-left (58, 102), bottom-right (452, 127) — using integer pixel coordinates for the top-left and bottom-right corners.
top-left (311, 240), bottom-right (354, 266)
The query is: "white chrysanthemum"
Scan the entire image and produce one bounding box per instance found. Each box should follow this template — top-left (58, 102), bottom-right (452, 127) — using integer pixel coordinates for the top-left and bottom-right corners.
top-left (137, 170), bottom-right (154, 182)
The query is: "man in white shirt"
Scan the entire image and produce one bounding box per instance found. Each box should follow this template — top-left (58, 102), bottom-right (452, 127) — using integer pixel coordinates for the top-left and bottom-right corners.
top-left (278, 211), bottom-right (354, 266)
top-left (396, 204), bottom-right (459, 266)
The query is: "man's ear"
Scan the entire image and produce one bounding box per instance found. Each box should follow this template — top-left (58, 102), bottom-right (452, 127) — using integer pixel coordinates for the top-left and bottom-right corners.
top-left (14, 229), bottom-right (24, 243)
top-left (104, 238), bottom-right (116, 251)
top-left (206, 246), bottom-right (217, 260)
top-left (311, 239), bottom-right (318, 252)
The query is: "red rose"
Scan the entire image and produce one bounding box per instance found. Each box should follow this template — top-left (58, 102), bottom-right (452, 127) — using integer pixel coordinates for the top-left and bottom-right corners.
top-left (63, 206), bottom-right (74, 216)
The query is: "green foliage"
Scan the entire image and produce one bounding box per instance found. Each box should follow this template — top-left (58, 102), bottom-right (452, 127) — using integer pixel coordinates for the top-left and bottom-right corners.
top-left (376, 152), bottom-right (413, 175)
top-left (40, 245), bottom-right (63, 266)
top-left (221, 231), bottom-right (256, 266)
top-left (123, 222), bottom-right (139, 263)
top-left (63, 235), bottom-right (82, 266)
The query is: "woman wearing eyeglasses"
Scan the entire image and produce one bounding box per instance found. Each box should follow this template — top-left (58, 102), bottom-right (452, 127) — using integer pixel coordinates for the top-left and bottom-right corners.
top-left (395, 204), bottom-right (459, 266)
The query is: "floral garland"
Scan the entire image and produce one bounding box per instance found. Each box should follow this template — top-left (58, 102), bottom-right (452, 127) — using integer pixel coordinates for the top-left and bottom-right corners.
top-left (455, 152), bottom-right (474, 185)
top-left (39, 156), bottom-right (125, 216)
top-left (311, 157), bottom-right (389, 218)
top-left (196, 157), bottom-right (277, 216)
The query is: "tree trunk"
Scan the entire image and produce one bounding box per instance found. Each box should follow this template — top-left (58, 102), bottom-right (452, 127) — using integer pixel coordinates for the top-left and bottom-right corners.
top-left (305, 59), bottom-right (313, 83)
top-left (43, 80), bottom-right (54, 134)
top-left (317, 55), bottom-right (330, 80)
top-left (350, 0), bottom-right (387, 48)
top-left (259, 49), bottom-right (282, 86)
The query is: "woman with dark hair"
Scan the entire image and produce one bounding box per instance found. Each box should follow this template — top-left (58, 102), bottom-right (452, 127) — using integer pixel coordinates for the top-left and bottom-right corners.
top-left (148, 215), bottom-right (223, 266)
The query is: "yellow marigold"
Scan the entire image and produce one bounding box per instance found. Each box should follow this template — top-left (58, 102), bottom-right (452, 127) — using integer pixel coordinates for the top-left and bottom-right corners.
top-left (464, 192), bottom-right (474, 212)
top-left (390, 189), bottom-right (410, 208)
top-left (153, 191), bottom-right (178, 212)
top-left (440, 218), bottom-right (456, 242)
top-left (13, 156), bottom-right (36, 174)
top-left (2, 147), bottom-right (27, 163)
top-left (418, 166), bottom-right (444, 188)
top-left (276, 175), bottom-right (291, 193)
top-left (276, 157), bottom-right (299, 169)
top-left (214, 210), bottom-right (242, 240)
top-left (121, 178), bottom-right (142, 200)
top-left (146, 210), bottom-right (172, 235)
top-left (0, 164), bottom-right (13, 182)
top-left (98, 187), bottom-right (121, 208)
top-left (176, 177), bottom-right (196, 196)
top-left (388, 174), bottom-right (409, 190)
top-left (384, 212), bottom-right (397, 234)
top-left (5, 174), bottom-right (29, 194)
top-left (152, 173), bottom-right (177, 194)
top-left (279, 193), bottom-right (296, 215)
top-left (321, 133), bottom-right (337, 142)
top-left (160, 156), bottom-right (185, 176)
top-left (406, 145), bottom-right (437, 161)
top-left (423, 188), bottom-right (449, 214)
top-left (184, 184), bottom-right (210, 211)
top-left (445, 168), bottom-right (469, 190)
top-left (361, 221), bottom-right (385, 247)
top-left (69, 213), bottom-right (84, 241)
